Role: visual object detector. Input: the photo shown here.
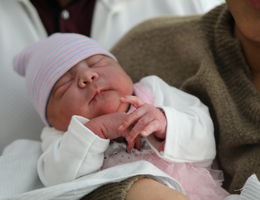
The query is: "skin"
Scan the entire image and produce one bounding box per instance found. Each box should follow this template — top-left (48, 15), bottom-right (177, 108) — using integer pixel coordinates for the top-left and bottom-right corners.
top-left (126, 178), bottom-right (188, 200)
top-left (226, 0), bottom-right (260, 91)
top-left (47, 55), bottom-right (166, 149)
top-left (47, 55), bottom-right (133, 131)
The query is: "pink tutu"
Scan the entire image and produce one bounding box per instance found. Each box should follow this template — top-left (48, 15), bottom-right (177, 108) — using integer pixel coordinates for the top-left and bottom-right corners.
top-left (143, 152), bottom-right (229, 200)
top-left (103, 144), bottom-right (229, 200)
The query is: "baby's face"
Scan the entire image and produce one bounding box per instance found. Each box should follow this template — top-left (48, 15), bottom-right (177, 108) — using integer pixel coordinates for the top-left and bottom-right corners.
top-left (47, 55), bottom-right (133, 131)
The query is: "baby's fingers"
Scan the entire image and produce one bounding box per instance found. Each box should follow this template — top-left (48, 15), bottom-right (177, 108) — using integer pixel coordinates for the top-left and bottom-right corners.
top-left (158, 141), bottom-right (166, 152)
top-left (140, 120), bottom-right (162, 137)
top-left (126, 137), bottom-right (142, 152)
top-left (127, 119), bottom-right (161, 140)
top-left (121, 96), bottom-right (144, 108)
top-left (126, 140), bottom-right (134, 153)
top-left (134, 137), bottom-right (142, 151)
top-left (118, 107), bottom-right (146, 131)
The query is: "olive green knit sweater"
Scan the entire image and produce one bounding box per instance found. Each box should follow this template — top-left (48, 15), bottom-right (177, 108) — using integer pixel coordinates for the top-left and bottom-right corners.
top-left (112, 4), bottom-right (260, 193)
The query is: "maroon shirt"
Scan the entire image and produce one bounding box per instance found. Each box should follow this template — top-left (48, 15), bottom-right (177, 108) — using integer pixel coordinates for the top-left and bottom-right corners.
top-left (30, 0), bottom-right (96, 36)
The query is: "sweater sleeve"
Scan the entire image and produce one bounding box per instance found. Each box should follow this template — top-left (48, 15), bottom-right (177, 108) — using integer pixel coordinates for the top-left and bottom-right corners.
top-left (141, 76), bottom-right (216, 165)
top-left (37, 115), bottom-right (110, 186)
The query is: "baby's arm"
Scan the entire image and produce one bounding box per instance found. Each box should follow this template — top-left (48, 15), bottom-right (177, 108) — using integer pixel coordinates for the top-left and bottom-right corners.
top-left (37, 116), bottom-right (110, 186)
top-left (159, 93), bottom-right (215, 163)
top-left (127, 76), bottom-right (216, 164)
top-left (38, 113), bottom-right (134, 186)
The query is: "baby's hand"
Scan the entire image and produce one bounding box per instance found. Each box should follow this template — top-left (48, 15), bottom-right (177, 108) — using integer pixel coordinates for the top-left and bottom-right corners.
top-left (85, 112), bottom-right (142, 151)
top-left (119, 96), bottom-right (167, 152)
top-left (85, 112), bottom-right (128, 140)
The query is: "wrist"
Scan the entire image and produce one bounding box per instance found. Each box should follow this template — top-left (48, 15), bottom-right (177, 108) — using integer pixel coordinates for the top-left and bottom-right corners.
top-left (85, 121), bottom-right (107, 139)
top-left (156, 107), bottom-right (167, 140)
top-left (154, 131), bottom-right (166, 140)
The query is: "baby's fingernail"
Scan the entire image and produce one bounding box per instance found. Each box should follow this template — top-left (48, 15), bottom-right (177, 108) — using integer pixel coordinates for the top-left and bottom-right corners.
top-left (118, 125), bottom-right (124, 130)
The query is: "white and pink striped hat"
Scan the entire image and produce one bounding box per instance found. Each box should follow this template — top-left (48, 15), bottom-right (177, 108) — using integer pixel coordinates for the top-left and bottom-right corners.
top-left (13, 33), bottom-right (116, 125)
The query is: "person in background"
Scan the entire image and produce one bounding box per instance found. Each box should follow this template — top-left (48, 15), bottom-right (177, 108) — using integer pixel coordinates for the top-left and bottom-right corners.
top-left (30, 0), bottom-right (222, 49)
top-left (110, 0), bottom-right (260, 196)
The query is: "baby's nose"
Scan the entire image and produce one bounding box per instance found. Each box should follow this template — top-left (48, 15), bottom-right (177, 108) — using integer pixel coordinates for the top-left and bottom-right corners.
top-left (78, 71), bottom-right (99, 88)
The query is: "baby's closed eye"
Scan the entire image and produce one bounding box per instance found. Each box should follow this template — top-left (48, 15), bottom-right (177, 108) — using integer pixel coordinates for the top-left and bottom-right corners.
top-left (52, 73), bottom-right (73, 98)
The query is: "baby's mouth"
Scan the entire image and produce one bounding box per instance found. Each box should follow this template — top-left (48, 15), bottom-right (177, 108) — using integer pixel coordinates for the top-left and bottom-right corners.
top-left (89, 90), bottom-right (99, 104)
top-left (89, 88), bottom-right (109, 103)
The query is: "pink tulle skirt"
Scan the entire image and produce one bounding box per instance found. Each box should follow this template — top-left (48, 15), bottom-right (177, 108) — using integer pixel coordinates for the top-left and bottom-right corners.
top-left (103, 147), bottom-right (229, 200)
top-left (143, 153), bottom-right (229, 200)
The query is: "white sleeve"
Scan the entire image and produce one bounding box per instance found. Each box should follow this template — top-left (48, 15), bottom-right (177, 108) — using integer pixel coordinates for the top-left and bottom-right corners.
top-left (37, 115), bottom-right (110, 186)
top-left (141, 76), bottom-right (216, 164)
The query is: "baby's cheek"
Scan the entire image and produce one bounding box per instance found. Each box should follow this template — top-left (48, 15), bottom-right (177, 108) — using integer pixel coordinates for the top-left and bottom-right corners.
top-left (48, 114), bottom-right (71, 132)
top-left (98, 103), bottom-right (121, 115)
top-left (93, 92), bottom-right (119, 112)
